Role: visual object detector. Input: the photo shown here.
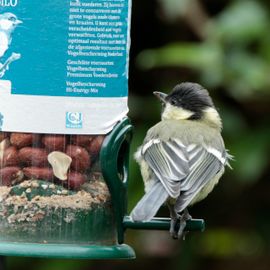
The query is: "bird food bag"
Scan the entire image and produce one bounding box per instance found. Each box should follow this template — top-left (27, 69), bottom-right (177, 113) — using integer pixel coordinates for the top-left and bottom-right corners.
top-left (0, 0), bottom-right (131, 243)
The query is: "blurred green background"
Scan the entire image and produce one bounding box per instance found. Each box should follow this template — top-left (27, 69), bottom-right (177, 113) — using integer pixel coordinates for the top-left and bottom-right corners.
top-left (6, 0), bottom-right (270, 269)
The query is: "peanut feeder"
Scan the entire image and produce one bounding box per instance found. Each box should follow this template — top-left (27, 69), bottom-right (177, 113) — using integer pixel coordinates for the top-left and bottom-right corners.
top-left (0, 0), bottom-right (204, 261)
top-left (0, 0), bottom-right (136, 259)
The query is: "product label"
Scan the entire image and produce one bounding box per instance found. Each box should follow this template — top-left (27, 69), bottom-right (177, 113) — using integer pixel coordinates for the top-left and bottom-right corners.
top-left (0, 0), bottom-right (131, 134)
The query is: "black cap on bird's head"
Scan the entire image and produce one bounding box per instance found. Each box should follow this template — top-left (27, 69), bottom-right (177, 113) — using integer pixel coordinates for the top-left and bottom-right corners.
top-left (154, 82), bottom-right (216, 121)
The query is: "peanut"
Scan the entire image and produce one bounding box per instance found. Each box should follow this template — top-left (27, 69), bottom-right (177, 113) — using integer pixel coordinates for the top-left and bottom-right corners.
top-left (71, 135), bottom-right (94, 147)
top-left (0, 167), bottom-right (24, 186)
top-left (0, 146), bottom-right (19, 167)
top-left (66, 145), bottom-right (91, 172)
top-left (87, 135), bottom-right (105, 158)
top-left (66, 171), bottom-right (87, 190)
top-left (23, 167), bottom-right (54, 181)
top-left (10, 133), bottom-right (41, 148)
top-left (18, 147), bottom-right (48, 167)
top-left (42, 134), bottom-right (66, 151)
top-left (0, 132), bottom-right (9, 142)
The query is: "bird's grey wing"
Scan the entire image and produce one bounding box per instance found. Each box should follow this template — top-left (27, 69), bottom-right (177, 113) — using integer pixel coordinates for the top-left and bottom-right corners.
top-left (142, 139), bottom-right (190, 198)
top-left (142, 139), bottom-right (226, 212)
top-left (174, 144), bottom-right (225, 212)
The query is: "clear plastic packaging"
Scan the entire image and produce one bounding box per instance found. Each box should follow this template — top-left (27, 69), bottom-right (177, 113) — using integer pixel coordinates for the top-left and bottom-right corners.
top-left (0, 0), bottom-right (132, 249)
top-left (0, 131), bottom-right (117, 244)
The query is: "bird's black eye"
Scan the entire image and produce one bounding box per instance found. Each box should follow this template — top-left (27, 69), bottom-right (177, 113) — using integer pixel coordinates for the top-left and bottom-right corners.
top-left (9, 16), bottom-right (16, 22)
top-left (170, 97), bottom-right (178, 106)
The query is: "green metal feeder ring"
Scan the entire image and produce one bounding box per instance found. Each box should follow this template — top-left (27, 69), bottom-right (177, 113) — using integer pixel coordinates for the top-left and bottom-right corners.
top-left (100, 117), bottom-right (133, 244)
top-left (0, 242), bottom-right (135, 260)
top-left (123, 216), bottom-right (205, 232)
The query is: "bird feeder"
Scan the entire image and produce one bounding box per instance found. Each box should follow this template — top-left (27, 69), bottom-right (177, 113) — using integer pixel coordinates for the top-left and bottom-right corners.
top-left (0, 0), bottom-right (204, 260)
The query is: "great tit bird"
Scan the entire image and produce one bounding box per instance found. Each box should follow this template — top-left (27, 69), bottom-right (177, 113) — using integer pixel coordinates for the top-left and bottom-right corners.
top-left (0, 13), bottom-right (22, 77)
top-left (130, 82), bottom-right (232, 239)
top-left (0, 13), bottom-right (22, 58)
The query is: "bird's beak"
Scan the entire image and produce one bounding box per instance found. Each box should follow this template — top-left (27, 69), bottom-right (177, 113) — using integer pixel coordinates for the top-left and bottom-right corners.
top-left (153, 91), bottom-right (167, 103)
top-left (15, 20), bottom-right (22, 25)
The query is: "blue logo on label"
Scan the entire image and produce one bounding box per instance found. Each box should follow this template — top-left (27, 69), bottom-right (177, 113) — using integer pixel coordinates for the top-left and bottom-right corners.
top-left (66, 112), bottom-right (83, 129)
top-left (0, 113), bottom-right (3, 131)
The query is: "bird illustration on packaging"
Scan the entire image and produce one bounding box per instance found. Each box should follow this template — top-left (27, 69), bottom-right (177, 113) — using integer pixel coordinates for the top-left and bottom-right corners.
top-left (0, 12), bottom-right (22, 78)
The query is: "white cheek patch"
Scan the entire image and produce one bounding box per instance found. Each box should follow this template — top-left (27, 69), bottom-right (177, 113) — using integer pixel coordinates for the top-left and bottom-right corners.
top-left (203, 107), bottom-right (222, 128)
top-left (162, 104), bottom-right (194, 120)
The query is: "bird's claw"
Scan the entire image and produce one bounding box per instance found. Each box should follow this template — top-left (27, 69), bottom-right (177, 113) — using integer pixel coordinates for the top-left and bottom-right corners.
top-left (170, 209), bottom-right (192, 240)
top-left (10, 53), bottom-right (21, 61)
top-left (0, 53), bottom-right (21, 77)
top-left (169, 218), bottom-right (179, 239)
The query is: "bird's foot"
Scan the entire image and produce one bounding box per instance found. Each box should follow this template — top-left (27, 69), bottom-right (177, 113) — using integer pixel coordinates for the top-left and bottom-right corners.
top-left (177, 209), bottom-right (192, 240)
top-left (170, 209), bottom-right (192, 240)
top-left (169, 217), bottom-right (179, 239)
top-left (0, 53), bottom-right (21, 77)
top-left (10, 53), bottom-right (21, 61)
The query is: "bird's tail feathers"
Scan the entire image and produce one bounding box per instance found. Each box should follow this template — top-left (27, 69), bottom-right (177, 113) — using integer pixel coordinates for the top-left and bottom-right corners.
top-left (130, 181), bottom-right (168, 222)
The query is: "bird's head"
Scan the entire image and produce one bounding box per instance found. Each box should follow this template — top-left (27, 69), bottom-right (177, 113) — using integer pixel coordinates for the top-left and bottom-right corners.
top-left (0, 13), bottom-right (22, 32)
top-left (154, 82), bottom-right (222, 130)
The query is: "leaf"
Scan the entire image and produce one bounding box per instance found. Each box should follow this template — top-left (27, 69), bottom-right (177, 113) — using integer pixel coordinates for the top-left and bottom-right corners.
top-left (212, 0), bottom-right (268, 44)
top-left (158, 0), bottom-right (190, 20)
top-left (194, 228), bottom-right (263, 257)
top-left (229, 127), bottom-right (270, 183)
top-left (136, 42), bottom-right (223, 71)
top-left (224, 51), bottom-right (270, 99)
